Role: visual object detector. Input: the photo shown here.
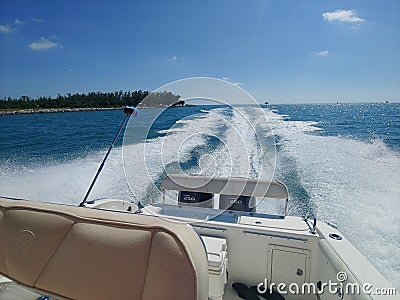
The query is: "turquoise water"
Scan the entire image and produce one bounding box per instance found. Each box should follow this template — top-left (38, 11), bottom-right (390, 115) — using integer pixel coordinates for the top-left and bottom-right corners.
top-left (0, 103), bottom-right (399, 287)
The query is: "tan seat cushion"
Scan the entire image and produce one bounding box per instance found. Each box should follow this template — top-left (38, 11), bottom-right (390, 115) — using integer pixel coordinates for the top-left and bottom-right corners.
top-left (0, 197), bottom-right (208, 300)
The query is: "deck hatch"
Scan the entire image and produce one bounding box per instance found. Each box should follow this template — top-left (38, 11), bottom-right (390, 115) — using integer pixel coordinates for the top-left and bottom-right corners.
top-left (268, 245), bottom-right (311, 287)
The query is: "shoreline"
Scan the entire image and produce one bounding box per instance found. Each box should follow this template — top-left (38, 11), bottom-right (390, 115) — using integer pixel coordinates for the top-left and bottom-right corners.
top-left (0, 104), bottom-right (197, 116)
top-left (0, 107), bottom-right (122, 116)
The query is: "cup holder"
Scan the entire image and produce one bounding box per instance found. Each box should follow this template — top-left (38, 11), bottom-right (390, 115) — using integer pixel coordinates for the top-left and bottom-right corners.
top-left (329, 233), bottom-right (342, 240)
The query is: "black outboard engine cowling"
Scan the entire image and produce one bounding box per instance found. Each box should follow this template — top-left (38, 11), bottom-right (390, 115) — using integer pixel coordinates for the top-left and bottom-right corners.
top-left (219, 194), bottom-right (256, 212)
top-left (178, 191), bottom-right (214, 208)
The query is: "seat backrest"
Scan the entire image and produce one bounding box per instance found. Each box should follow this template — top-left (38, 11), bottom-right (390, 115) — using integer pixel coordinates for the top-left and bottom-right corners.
top-left (0, 197), bottom-right (208, 300)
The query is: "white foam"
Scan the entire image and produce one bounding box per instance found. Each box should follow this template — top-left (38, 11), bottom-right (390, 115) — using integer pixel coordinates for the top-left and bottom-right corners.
top-left (123, 108), bottom-right (228, 201)
top-left (268, 110), bottom-right (400, 289)
top-left (0, 147), bottom-right (130, 204)
top-left (180, 106), bottom-right (277, 181)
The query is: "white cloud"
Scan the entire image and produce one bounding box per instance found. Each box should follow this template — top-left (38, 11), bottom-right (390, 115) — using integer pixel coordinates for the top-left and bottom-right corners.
top-left (14, 19), bottom-right (23, 25)
top-left (323, 9), bottom-right (364, 23)
top-left (31, 18), bottom-right (44, 23)
top-left (28, 37), bottom-right (62, 51)
top-left (233, 82), bottom-right (243, 86)
top-left (168, 55), bottom-right (177, 62)
top-left (222, 77), bottom-right (230, 81)
top-left (169, 55), bottom-right (185, 62)
top-left (0, 24), bottom-right (12, 33)
top-left (313, 50), bottom-right (329, 56)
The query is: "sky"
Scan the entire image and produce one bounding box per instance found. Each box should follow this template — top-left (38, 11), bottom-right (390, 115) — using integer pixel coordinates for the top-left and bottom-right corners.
top-left (0, 0), bottom-right (399, 103)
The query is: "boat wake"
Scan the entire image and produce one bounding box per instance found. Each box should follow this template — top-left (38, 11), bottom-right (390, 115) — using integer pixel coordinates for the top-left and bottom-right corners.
top-left (265, 109), bottom-right (400, 289)
top-left (0, 105), bottom-right (398, 289)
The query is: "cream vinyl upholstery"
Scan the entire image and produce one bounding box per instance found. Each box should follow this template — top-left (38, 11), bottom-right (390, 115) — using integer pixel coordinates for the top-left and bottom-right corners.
top-left (0, 197), bottom-right (209, 300)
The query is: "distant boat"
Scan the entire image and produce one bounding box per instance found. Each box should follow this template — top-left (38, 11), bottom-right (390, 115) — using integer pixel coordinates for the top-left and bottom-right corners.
top-left (385, 100), bottom-right (389, 104)
top-left (264, 101), bottom-right (269, 105)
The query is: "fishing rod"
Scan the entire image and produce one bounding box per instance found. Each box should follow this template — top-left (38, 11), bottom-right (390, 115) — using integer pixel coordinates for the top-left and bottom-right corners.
top-left (79, 106), bottom-right (138, 207)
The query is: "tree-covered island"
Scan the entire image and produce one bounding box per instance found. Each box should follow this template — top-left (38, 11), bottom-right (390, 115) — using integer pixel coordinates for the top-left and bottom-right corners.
top-left (0, 90), bottom-right (185, 114)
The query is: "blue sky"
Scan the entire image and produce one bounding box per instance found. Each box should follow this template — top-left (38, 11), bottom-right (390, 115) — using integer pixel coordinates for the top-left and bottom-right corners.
top-left (0, 0), bottom-right (399, 103)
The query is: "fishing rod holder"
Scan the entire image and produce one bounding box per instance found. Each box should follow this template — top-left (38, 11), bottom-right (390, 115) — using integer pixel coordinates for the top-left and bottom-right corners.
top-left (304, 211), bottom-right (317, 234)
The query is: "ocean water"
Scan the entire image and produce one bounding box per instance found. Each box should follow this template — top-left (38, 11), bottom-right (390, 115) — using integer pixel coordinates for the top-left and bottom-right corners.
top-left (0, 103), bottom-right (399, 288)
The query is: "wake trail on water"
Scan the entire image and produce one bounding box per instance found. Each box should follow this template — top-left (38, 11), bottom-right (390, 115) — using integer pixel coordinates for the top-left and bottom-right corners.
top-left (123, 106), bottom-right (276, 203)
top-left (0, 148), bottom-right (131, 205)
top-left (0, 106), bottom-right (275, 202)
top-left (0, 106), bottom-right (398, 289)
top-left (123, 107), bottom-right (227, 202)
top-left (265, 109), bottom-right (400, 289)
